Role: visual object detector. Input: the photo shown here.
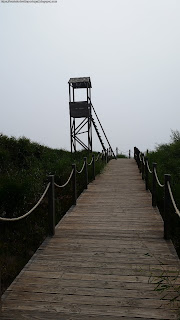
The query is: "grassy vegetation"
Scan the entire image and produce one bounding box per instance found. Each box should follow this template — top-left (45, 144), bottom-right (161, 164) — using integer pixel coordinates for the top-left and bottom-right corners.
top-left (117, 153), bottom-right (127, 159)
top-left (0, 134), bottom-right (106, 293)
top-left (145, 130), bottom-right (180, 256)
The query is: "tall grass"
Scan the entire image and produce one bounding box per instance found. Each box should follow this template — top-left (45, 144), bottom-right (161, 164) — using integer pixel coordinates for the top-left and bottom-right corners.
top-left (0, 134), bottom-right (106, 293)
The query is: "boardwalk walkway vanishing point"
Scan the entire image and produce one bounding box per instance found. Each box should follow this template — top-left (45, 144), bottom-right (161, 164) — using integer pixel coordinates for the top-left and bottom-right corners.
top-left (1, 159), bottom-right (180, 319)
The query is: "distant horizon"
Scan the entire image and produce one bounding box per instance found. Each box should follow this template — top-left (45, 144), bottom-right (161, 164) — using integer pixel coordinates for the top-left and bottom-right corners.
top-left (0, 128), bottom-right (175, 155)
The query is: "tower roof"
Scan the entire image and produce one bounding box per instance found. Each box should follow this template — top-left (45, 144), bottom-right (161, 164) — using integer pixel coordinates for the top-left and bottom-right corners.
top-left (68, 77), bottom-right (92, 89)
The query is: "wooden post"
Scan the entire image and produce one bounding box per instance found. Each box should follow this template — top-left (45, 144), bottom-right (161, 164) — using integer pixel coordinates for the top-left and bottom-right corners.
top-left (116, 147), bottom-right (118, 158)
top-left (48, 175), bottom-right (55, 236)
top-left (138, 155), bottom-right (141, 172)
top-left (93, 155), bottom-right (95, 180)
top-left (139, 155), bottom-right (142, 173)
top-left (105, 150), bottom-right (108, 164)
top-left (141, 154), bottom-right (144, 180)
top-left (145, 157), bottom-right (148, 190)
top-left (164, 174), bottom-right (171, 240)
top-left (102, 150), bottom-right (104, 162)
top-left (84, 157), bottom-right (88, 189)
top-left (152, 163), bottom-right (157, 207)
top-left (72, 164), bottom-right (77, 205)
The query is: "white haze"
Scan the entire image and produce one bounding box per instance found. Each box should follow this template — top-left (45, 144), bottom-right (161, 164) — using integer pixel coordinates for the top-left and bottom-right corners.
top-left (0, 0), bottom-right (180, 155)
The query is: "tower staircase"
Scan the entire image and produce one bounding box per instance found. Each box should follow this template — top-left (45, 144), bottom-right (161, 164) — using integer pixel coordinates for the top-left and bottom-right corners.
top-left (91, 103), bottom-right (116, 157)
top-left (91, 116), bottom-right (106, 152)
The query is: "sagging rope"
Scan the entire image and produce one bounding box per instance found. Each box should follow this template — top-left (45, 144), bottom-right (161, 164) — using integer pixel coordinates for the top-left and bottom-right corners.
top-left (76, 161), bottom-right (86, 174)
top-left (88, 157), bottom-right (93, 166)
top-left (142, 156), bottom-right (146, 166)
top-left (0, 182), bottom-right (50, 222)
top-left (147, 161), bottom-right (152, 174)
top-left (167, 181), bottom-right (180, 218)
top-left (96, 153), bottom-right (101, 162)
top-left (54, 169), bottom-right (74, 188)
top-left (154, 168), bottom-right (164, 188)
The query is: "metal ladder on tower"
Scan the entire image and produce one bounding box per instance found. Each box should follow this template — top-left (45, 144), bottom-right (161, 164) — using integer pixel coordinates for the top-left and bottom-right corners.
top-left (91, 103), bottom-right (116, 158)
top-left (91, 116), bottom-right (106, 152)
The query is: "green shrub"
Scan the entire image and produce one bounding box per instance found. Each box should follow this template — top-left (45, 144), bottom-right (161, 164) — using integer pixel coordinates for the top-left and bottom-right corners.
top-left (117, 153), bottom-right (127, 158)
top-left (146, 130), bottom-right (180, 256)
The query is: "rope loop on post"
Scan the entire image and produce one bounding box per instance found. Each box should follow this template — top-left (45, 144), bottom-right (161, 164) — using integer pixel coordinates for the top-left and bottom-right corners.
top-left (167, 181), bottom-right (180, 218)
top-left (0, 183), bottom-right (50, 222)
top-left (54, 169), bottom-right (74, 188)
top-left (154, 168), bottom-right (164, 188)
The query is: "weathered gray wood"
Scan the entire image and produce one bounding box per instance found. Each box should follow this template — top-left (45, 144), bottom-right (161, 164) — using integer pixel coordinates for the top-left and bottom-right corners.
top-left (1, 159), bottom-right (180, 319)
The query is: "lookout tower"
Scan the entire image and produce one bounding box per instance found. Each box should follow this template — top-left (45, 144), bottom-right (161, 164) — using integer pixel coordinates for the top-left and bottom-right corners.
top-left (68, 77), bottom-right (115, 157)
top-left (68, 77), bottom-right (92, 152)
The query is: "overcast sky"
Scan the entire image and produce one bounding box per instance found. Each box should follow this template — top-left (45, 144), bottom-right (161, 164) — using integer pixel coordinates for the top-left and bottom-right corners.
top-left (0, 0), bottom-right (180, 155)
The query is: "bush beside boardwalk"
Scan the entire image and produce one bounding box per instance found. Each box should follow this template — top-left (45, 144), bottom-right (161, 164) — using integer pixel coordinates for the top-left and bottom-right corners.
top-left (0, 134), bottom-right (106, 294)
top-left (147, 130), bottom-right (180, 257)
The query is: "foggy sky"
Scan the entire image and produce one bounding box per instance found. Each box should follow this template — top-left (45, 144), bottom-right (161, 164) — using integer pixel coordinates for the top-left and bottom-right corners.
top-left (0, 0), bottom-right (180, 155)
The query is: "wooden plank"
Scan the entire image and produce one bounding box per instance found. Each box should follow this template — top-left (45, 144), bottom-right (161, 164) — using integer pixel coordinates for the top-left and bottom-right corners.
top-left (3, 292), bottom-right (179, 311)
top-left (0, 310), bottom-right (160, 320)
top-left (5, 284), bottom-right (166, 298)
top-left (1, 300), bottom-right (178, 319)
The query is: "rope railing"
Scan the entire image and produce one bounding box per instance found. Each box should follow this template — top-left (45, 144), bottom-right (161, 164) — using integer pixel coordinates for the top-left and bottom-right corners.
top-left (54, 152), bottom-right (105, 205)
top-left (0, 182), bottom-right (50, 222)
top-left (147, 160), bottom-right (153, 174)
top-left (100, 152), bottom-right (105, 160)
top-left (142, 155), bottom-right (146, 166)
top-left (0, 151), bottom-right (105, 225)
top-left (167, 181), bottom-right (180, 218)
top-left (76, 161), bottom-right (86, 174)
top-left (154, 167), bottom-right (164, 188)
top-left (134, 146), bottom-right (180, 241)
top-left (54, 169), bottom-right (74, 188)
top-left (88, 157), bottom-right (94, 166)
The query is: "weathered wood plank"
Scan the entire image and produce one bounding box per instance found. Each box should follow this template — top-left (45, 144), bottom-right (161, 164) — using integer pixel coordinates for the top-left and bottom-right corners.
top-left (0, 311), bottom-right (160, 320)
top-left (0, 310), bottom-right (161, 320)
top-left (1, 300), bottom-right (178, 319)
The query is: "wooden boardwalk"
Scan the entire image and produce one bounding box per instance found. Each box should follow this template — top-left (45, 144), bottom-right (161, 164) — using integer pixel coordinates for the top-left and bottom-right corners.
top-left (1, 159), bottom-right (180, 319)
